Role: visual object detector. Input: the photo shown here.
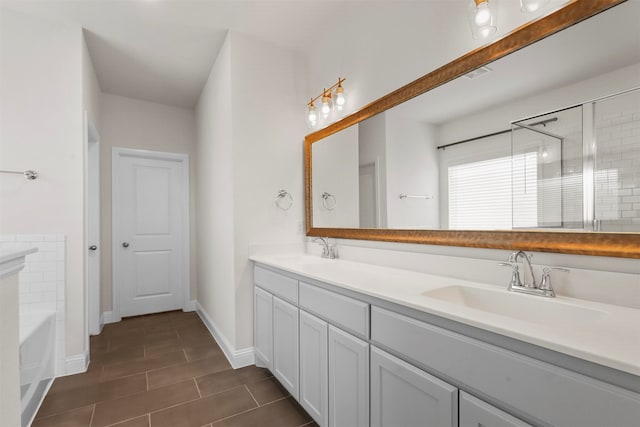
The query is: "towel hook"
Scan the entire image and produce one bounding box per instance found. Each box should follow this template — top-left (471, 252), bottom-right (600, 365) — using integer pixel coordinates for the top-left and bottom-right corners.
top-left (321, 192), bottom-right (337, 211)
top-left (275, 189), bottom-right (293, 210)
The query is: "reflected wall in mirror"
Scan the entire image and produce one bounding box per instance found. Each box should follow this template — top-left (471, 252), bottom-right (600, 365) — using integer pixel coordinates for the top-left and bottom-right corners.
top-left (305, 0), bottom-right (640, 258)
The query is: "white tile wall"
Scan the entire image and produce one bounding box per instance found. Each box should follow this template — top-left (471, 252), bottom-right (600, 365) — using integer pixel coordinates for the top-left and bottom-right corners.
top-left (0, 234), bottom-right (66, 375)
top-left (596, 108), bottom-right (640, 231)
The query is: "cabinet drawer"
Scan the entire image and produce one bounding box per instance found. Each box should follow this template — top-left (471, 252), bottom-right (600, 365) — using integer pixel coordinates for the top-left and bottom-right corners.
top-left (371, 306), bottom-right (640, 427)
top-left (299, 282), bottom-right (369, 339)
top-left (460, 391), bottom-right (531, 427)
top-left (255, 266), bottom-right (298, 305)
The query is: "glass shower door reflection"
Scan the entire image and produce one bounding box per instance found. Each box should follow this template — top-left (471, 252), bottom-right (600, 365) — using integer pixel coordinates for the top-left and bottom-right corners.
top-left (594, 89), bottom-right (640, 232)
top-left (511, 106), bottom-right (583, 229)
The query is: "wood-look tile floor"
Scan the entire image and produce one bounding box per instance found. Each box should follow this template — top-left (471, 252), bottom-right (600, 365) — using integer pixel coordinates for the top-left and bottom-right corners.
top-left (33, 310), bottom-right (316, 427)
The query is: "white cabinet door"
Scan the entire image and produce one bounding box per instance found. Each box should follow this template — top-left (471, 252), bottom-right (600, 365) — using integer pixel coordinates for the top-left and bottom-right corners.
top-left (273, 296), bottom-right (299, 399)
top-left (328, 325), bottom-right (369, 427)
top-left (299, 310), bottom-right (328, 427)
top-left (254, 286), bottom-right (273, 370)
top-left (371, 346), bottom-right (458, 427)
top-left (460, 391), bottom-right (531, 427)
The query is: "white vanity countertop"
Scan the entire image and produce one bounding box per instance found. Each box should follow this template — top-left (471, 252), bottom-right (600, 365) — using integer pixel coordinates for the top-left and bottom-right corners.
top-left (250, 253), bottom-right (640, 376)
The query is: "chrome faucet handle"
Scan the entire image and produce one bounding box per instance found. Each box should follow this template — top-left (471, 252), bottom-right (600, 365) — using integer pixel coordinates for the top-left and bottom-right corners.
top-left (539, 267), bottom-right (570, 294)
top-left (498, 262), bottom-right (521, 288)
top-left (328, 244), bottom-right (338, 259)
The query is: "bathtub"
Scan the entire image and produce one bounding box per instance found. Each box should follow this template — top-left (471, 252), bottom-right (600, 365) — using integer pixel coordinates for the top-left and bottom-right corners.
top-left (19, 311), bottom-right (55, 427)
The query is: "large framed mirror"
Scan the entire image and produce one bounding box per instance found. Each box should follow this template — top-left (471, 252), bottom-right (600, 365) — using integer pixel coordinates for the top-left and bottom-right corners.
top-left (305, 0), bottom-right (640, 258)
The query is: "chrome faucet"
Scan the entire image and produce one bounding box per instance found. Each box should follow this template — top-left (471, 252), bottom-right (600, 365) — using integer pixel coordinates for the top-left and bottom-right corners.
top-left (313, 237), bottom-right (338, 259)
top-left (511, 250), bottom-right (536, 288)
top-left (499, 251), bottom-right (569, 298)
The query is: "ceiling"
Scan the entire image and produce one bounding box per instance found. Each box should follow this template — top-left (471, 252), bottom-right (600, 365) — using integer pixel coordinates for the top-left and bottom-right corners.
top-left (1, 0), bottom-right (355, 108)
top-left (3, 0), bottom-right (625, 113)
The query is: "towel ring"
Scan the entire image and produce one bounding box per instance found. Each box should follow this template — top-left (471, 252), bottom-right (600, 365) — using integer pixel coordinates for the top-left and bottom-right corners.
top-left (275, 189), bottom-right (293, 210)
top-left (322, 192), bottom-right (337, 211)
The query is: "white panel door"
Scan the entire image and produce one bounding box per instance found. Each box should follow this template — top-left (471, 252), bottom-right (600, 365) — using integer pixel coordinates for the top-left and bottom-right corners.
top-left (113, 149), bottom-right (187, 317)
top-left (328, 325), bottom-right (369, 427)
top-left (254, 286), bottom-right (273, 370)
top-left (371, 346), bottom-right (458, 427)
top-left (299, 310), bottom-right (328, 427)
top-left (273, 296), bottom-right (299, 400)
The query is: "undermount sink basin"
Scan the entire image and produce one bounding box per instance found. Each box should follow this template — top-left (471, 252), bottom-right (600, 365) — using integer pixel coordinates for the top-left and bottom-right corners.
top-left (422, 285), bottom-right (608, 324)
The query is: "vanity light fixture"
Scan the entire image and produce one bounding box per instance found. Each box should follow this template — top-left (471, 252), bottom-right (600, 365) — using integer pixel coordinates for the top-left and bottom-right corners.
top-left (520, 0), bottom-right (550, 13)
top-left (321, 89), bottom-right (332, 118)
top-left (306, 77), bottom-right (346, 129)
top-left (468, 0), bottom-right (498, 39)
top-left (335, 80), bottom-right (346, 111)
top-left (307, 102), bottom-right (318, 128)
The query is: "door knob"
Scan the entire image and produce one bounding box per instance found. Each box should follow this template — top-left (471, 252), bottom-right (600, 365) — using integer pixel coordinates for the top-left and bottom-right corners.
top-left (89, 245), bottom-right (98, 251)
top-left (122, 242), bottom-right (130, 248)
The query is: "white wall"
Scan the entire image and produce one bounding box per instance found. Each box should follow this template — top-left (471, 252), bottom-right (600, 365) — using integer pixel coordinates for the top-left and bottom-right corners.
top-left (99, 94), bottom-right (197, 313)
top-left (359, 113), bottom-right (387, 227)
top-left (230, 33), bottom-right (307, 349)
top-left (0, 8), bottom-right (86, 360)
top-left (195, 35), bottom-right (236, 346)
top-left (312, 126), bottom-right (360, 228)
top-left (385, 114), bottom-right (439, 229)
top-left (82, 37), bottom-right (101, 131)
top-left (196, 31), bottom-right (307, 352)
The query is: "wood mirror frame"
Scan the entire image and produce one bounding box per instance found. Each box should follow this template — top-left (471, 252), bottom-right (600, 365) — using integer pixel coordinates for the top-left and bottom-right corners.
top-left (304, 0), bottom-right (639, 259)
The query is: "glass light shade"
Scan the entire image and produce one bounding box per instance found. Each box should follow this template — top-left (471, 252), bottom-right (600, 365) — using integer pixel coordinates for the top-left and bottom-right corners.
top-left (520, 0), bottom-right (550, 13)
top-left (468, 0), bottom-right (498, 40)
top-left (321, 94), bottom-right (332, 118)
top-left (306, 104), bottom-right (318, 129)
top-left (335, 85), bottom-right (346, 111)
top-left (475, 2), bottom-right (491, 25)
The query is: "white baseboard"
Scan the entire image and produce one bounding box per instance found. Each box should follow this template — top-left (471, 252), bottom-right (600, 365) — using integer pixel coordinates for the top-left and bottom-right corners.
top-left (196, 302), bottom-right (255, 369)
top-left (103, 302), bottom-right (195, 323)
top-left (65, 352), bottom-right (89, 376)
top-left (232, 346), bottom-right (256, 368)
top-left (102, 311), bottom-right (121, 324)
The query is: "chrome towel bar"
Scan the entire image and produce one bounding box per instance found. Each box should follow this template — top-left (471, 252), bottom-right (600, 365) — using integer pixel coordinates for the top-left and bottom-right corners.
top-left (0, 169), bottom-right (38, 180)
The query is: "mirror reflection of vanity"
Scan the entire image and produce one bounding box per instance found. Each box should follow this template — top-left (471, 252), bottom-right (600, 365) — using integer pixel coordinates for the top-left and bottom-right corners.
top-left (305, 0), bottom-right (640, 258)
